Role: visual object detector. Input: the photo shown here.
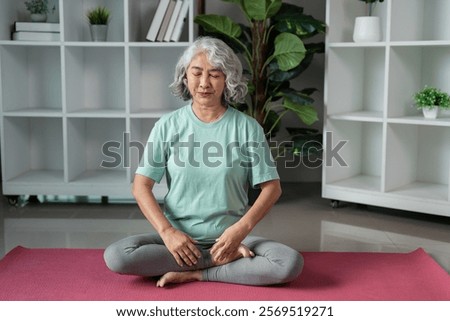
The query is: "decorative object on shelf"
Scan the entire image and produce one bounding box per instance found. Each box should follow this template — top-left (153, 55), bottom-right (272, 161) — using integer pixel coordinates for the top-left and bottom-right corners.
top-left (24, 0), bottom-right (49, 22)
top-left (87, 6), bottom-right (110, 42)
top-left (195, 0), bottom-right (325, 158)
top-left (413, 86), bottom-right (450, 119)
top-left (146, 0), bottom-right (189, 42)
top-left (12, 21), bottom-right (60, 41)
top-left (353, 0), bottom-right (384, 43)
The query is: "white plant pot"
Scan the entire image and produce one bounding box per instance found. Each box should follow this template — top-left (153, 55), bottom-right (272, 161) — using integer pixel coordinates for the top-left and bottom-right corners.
top-left (353, 16), bottom-right (381, 43)
top-left (89, 24), bottom-right (108, 42)
top-left (422, 106), bottom-right (439, 119)
top-left (30, 13), bottom-right (47, 22)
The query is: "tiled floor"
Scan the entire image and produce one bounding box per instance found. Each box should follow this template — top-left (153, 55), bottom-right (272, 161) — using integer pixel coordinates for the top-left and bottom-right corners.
top-left (1, 182), bottom-right (450, 273)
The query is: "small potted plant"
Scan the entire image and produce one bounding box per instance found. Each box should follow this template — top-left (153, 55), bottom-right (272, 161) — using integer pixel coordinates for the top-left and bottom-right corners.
top-left (25, 0), bottom-right (49, 22)
top-left (413, 86), bottom-right (450, 119)
top-left (353, 0), bottom-right (384, 43)
top-left (87, 6), bottom-right (110, 42)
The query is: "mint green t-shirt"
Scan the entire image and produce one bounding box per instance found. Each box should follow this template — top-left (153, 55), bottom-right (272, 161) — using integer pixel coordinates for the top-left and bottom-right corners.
top-left (136, 104), bottom-right (279, 245)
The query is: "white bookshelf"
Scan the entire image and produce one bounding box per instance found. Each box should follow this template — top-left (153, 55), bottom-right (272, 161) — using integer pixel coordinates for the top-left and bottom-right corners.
top-left (323, 0), bottom-right (450, 217)
top-left (0, 0), bottom-right (194, 202)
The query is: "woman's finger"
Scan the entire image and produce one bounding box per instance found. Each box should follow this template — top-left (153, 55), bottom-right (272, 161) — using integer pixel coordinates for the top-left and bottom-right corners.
top-left (173, 252), bottom-right (184, 267)
top-left (182, 249), bottom-right (199, 266)
top-left (187, 243), bottom-right (202, 259)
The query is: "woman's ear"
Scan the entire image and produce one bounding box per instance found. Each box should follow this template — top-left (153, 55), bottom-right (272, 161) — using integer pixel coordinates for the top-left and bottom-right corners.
top-left (183, 78), bottom-right (188, 86)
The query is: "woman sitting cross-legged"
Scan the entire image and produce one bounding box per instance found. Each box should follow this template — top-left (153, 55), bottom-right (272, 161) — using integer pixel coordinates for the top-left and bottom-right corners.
top-left (104, 36), bottom-right (303, 287)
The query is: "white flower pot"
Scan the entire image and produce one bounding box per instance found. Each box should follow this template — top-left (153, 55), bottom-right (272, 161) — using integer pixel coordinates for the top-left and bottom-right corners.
top-left (89, 24), bottom-right (108, 42)
top-left (422, 106), bottom-right (439, 119)
top-left (353, 16), bottom-right (381, 43)
top-left (30, 13), bottom-right (47, 22)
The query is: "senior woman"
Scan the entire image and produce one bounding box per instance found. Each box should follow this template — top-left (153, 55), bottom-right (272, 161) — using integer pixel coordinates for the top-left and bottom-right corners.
top-left (104, 36), bottom-right (303, 287)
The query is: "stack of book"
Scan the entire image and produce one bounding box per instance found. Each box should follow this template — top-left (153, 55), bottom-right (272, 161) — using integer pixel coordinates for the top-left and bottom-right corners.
top-left (146, 0), bottom-right (189, 42)
top-left (12, 22), bottom-right (60, 41)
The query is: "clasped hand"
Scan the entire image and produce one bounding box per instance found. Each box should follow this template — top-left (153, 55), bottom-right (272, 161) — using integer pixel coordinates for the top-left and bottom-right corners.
top-left (210, 223), bottom-right (250, 264)
top-left (160, 227), bottom-right (201, 267)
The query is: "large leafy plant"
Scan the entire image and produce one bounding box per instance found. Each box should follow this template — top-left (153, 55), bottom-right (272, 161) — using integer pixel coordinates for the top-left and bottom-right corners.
top-left (195, 0), bottom-right (326, 157)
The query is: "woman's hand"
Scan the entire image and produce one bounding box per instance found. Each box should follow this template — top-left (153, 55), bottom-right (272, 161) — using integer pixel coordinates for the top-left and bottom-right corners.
top-left (210, 223), bottom-right (249, 263)
top-left (160, 227), bottom-right (201, 267)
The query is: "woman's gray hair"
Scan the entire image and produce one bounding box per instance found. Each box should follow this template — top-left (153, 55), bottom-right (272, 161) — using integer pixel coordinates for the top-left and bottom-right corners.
top-left (170, 36), bottom-right (248, 104)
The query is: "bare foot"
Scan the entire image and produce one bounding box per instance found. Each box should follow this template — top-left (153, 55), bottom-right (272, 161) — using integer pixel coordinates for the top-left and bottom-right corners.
top-left (156, 270), bottom-right (202, 288)
top-left (212, 243), bottom-right (255, 266)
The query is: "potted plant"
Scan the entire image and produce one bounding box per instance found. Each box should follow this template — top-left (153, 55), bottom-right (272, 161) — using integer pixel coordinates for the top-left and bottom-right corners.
top-left (195, 0), bottom-right (325, 159)
top-left (24, 0), bottom-right (49, 22)
top-left (413, 86), bottom-right (450, 119)
top-left (87, 6), bottom-right (110, 42)
top-left (353, 0), bottom-right (384, 43)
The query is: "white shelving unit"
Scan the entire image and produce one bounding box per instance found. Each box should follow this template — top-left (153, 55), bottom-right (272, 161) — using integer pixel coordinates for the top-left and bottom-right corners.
top-left (0, 0), bottom-right (194, 202)
top-left (323, 0), bottom-right (450, 217)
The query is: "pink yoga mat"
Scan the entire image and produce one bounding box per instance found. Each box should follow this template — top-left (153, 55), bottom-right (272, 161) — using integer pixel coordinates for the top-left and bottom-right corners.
top-left (0, 246), bottom-right (448, 301)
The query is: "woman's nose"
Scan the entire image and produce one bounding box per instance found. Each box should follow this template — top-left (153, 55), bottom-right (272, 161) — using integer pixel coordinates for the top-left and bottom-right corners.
top-left (199, 74), bottom-right (210, 88)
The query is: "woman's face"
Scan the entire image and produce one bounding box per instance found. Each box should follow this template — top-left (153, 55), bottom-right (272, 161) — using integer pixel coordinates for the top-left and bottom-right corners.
top-left (186, 52), bottom-right (226, 108)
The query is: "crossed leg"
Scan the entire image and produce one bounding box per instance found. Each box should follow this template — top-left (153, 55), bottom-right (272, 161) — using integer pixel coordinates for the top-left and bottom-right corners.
top-left (104, 234), bottom-right (303, 287)
top-left (156, 243), bottom-right (254, 287)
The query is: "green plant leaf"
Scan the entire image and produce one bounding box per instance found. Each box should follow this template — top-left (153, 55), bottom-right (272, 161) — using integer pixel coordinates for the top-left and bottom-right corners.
top-left (273, 4), bottom-right (326, 39)
top-left (284, 128), bottom-right (322, 158)
top-left (263, 109), bottom-right (282, 136)
top-left (194, 14), bottom-right (242, 39)
top-left (269, 42), bottom-right (323, 82)
top-left (242, 0), bottom-right (282, 21)
top-left (272, 33), bottom-right (306, 71)
top-left (283, 98), bottom-right (318, 126)
top-left (278, 88), bottom-right (315, 105)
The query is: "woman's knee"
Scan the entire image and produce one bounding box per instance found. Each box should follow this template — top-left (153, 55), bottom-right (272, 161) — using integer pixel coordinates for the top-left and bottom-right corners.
top-left (103, 243), bottom-right (132, 274)
top-left (276, 250), bottom-right (304, 284)
top-left (263, 244), bottom-right (303, 284)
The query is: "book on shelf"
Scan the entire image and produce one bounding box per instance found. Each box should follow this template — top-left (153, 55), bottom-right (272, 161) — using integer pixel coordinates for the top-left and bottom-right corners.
top-left (14, 22), bottom-right (60, 33)
top-left (146, 0), bottom-right (171, 41)
top-left (169, 0), bottom-right (189, 42)
top-left (12, 31), bottom-right (60, 41)
top-left (163, 0), bottom-right (183, 42)
top-left (156, 0), bottom-right (177, 42)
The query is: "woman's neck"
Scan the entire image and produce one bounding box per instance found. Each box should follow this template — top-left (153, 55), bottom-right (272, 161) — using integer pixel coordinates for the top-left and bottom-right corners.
top-left (192, 103), bottom-right (227, 123)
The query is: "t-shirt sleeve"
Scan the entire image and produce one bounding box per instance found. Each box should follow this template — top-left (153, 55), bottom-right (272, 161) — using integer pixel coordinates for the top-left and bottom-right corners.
top-left (135, 121), bottom-right (166, 183)
top-left (245, 123), bottom-right (280, 188)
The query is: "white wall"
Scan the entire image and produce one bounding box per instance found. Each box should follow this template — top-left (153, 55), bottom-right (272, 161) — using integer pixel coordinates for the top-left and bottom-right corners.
top-left (203, 0), bottom-right (326, 182)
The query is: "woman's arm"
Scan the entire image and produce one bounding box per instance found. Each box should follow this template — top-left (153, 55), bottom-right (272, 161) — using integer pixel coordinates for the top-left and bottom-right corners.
top-left (210, 179), bottom-right (282, 262)
top-left (132, 174), bottom-right (201, 266)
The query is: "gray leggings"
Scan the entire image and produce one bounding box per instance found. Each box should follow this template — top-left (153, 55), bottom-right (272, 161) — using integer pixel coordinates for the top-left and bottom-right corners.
top-left (104, 233), bottom-right (303, 286)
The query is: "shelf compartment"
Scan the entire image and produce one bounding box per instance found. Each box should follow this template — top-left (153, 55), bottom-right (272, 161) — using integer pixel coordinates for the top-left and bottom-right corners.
top-left (326, 46), bottom-right (386, 117)
top-left (391, 0), bottom-right (450, 41)
top-left (2, 116), bottom-right (64, 183)
top-left (385, 124), bottom-right (449, 201)
top-left (0, 45), bottom-right (62, 112)
top-left (63, 0), bottom-right (124, 42)
top-left (324, 120), bottom-right (383, 192)
top-left (129, 46), bottom-right (187, 115)
top-left (326, 0), bottom-right (388, 43)
top-left (0, 0), bottom-right (60, 41)
top-left (128, 0), bottom-right (191, 42)
top-left (387, 45), bottom-right (450, 118)
top-left (64, 46), bottom-right (125, 113)
top-left (66, 117), bottom-right (127, 183)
